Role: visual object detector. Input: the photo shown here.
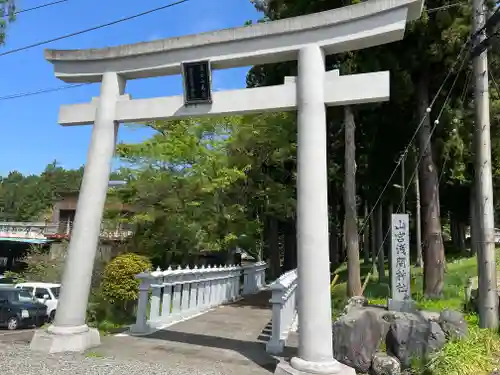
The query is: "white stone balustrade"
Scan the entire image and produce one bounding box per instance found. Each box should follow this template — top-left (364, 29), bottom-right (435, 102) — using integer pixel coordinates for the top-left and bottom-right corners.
top-left (266, 269), bottom-right (298, 355)
top-left (242, 261), bottom-right (267, 294)
top-left (131, 262), bottom-right (266, 334)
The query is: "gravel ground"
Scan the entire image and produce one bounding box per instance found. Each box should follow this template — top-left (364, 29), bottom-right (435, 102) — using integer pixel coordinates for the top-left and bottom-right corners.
top-left (0, 342), bottom-right (225, 375)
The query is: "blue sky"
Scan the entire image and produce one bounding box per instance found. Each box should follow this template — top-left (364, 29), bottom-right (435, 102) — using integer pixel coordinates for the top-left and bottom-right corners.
top-left (0, 0), bottom-right (261, 176)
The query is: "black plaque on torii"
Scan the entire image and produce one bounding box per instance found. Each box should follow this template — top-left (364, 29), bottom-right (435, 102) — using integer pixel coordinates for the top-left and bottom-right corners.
top-left (182, 60), bottom-right (213, 105)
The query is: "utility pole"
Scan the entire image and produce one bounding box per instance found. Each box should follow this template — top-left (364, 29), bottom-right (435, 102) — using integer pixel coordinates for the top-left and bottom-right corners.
top-left (472, 0), bottom-right (499, 329)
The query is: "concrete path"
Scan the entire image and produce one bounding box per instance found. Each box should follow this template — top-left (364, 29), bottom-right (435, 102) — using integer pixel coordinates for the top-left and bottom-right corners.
top-left (97, 290), bottom-right (296, 375)
top-left (0, 291), bottom-right (296, 374)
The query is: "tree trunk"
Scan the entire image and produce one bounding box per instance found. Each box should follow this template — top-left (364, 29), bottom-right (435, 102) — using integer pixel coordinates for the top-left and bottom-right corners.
top-left (363, 203), bottom-right (370, 265)
top-left (450, 217), bottom-right (459, 249)
top-left (265, 215), bottom-right (281, 279)
top-left (330, 224), bottom-right (340, 271)
top-left (458, 221), bottom-right (467, 255)
top-left (417, 72), bottom-right (445, 298)
top-left (414, 152), bottom-right (423, 268)
top-left (387, 201), bottom-right (393, 285)
top-left (329, 182), bottom-right (340, 269)
top-left (371, 206), bottom-right (377, 271)
top-left (344, 106), bottom-right (362, 296)
top-left (470, 185), bottom-right (478, 255)
top-left (376, 203), bottom-right (385, 280)
top-left (282, 219), bottom-right (297, 271)
top-left (339, 199), bottom-right (346, 262)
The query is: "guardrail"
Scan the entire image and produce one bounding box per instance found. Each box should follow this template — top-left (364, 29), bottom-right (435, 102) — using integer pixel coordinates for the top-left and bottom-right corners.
top-left (131, 261), bottom-right (267, 334)
top-left (266, 268), bottom-right (298, 355)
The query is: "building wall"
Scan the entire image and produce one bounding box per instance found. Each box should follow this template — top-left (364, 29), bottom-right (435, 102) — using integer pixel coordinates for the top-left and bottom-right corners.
top-left (51, 192), bottom-right (135, 225)
top-left (49, 240), bottom-right (122, 263)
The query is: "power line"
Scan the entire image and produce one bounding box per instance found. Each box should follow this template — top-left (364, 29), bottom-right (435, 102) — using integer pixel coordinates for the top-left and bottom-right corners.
top-left (427, 2), bottom-right (465, 14)
top-left (0, 0), bottom-right (190, 58)
top-left (356, 43), bottom-right (471, 283)
top-left (0, 0), bottom-right (478, 102)
top-left (355, 35), bottom-right (474, 241)
top-left (13, 0), bottom-right (69, 16)
top-left (333, 34), bottom-right (474, 275)
top-left (0, 83), bottom-right (89, 101)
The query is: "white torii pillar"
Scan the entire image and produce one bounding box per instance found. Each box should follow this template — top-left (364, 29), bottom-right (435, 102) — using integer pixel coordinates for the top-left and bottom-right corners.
top-left (32, 1), bottom-right (423, 373)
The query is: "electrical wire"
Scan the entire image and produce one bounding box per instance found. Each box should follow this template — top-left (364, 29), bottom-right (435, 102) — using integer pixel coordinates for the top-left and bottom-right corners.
top-left (0, 0), bottom-right (481, 102)
top-left (0, 83), bottom-right (89, 101)
top-left (489, 68), bottom-right (500, 98)
top-left (0, 0), bottom-right (192, 100)
top-left (0, 0), bottom-right (190, 58)
top-left (356, 44), bottom-right (472, 281)
top-left (426, 2), bottom-right (465, 14)
top-left (13, 0), bottom-right (69, 16)
top-left (354, 35), bottom-right (474, 242)
top-left (332, 35), bottom-right (474, 277)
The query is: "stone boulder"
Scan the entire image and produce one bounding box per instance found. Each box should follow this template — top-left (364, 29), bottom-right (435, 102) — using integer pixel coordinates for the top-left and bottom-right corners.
top-left (466, 272), bottom-right (500, 313)
top-left (371, 352), bottom-right (401, 375)
top-left (438, 309), bottom-right (468, 340)
top-left (343, 296), bottom-right (369, 315)
top-left (385, 312), bottom-right (446, 369)
top-left (332, 307), bottom-right (388, 373)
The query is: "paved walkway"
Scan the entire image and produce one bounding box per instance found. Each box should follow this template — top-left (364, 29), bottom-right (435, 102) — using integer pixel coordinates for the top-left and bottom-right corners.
top-left (98, 290), bottom-right (297, 374)
top-left (0, 290), bottom-right (297, 375)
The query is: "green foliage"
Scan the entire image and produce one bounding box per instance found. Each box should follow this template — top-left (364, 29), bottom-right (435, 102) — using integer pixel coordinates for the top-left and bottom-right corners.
top-left (113, 115), bottom-right (296, 265)
top-left (0, 0), bottom-right (16, 45)
top-left (18, 245), bottom-right (65, 283)
top-left (0, 161), bottom-right (84, 221)
top-left (100, 253), bottom-right (151, 304)
top-left (86, 290), bottom-right (135, 334)
top-left (417, 327), bottom-right (500, 375)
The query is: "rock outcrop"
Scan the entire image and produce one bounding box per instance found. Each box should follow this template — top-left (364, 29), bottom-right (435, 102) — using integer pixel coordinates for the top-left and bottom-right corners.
top-left (371, 352), bottom-right (401, 375)
top-left (332, 300), bottom-right (467, 373)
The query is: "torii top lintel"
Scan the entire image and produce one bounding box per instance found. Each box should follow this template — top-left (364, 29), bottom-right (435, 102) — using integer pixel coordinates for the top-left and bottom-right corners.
top-left (45, 0), bottom-right (423, 83)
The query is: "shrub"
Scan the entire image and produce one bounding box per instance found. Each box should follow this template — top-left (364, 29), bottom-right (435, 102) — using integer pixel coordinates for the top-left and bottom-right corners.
top-left (20, 245), bottom-right (65, 283)
top-left (101, 253), bottom-right (152, 305)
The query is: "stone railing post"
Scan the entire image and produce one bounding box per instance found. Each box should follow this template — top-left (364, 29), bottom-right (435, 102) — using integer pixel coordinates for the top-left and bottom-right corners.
top-left (130, 271), bottom-right (154, 334)
top-left (212, 265), bottom-right (222, 306)
top-left (267, 282), bottom-right (286, 354)
top-left (242, 261), bottom-right (268, 295)
top-left (230, 265), bottom-right (241, 301)
top-left (199, 265), bottom-right (209, 309)
top-left (148, 267), bottom-right (164, 325)
top-left (180, 266), bottom-right (193, 319)
top-left (266, 269), bottom-right (298, 355)
top-left (170, 266), bottom-right (183, 321)
top-left (222, 265), bottom-right (230, 303)
top-left (255, 261), bottom-right (268, 289)
top-left (161, 266), bottom-right (173, 323)
top-left (188, 266), bottom-right (200, 315)
top-left (242, 265), bottom-right (256, 295)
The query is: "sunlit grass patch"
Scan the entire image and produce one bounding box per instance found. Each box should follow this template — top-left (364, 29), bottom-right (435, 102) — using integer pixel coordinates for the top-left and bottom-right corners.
top-left (418, 326), bottom-right (500, 375)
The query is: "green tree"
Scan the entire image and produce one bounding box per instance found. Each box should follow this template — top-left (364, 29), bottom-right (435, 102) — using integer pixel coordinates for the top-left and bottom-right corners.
top-left (0, 0), bottom-right (16, 45)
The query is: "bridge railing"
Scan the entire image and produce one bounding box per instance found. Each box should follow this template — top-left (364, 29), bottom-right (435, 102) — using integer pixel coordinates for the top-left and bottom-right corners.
top-left (266, 268), bottom-right (298, 355)
top-left (48, 220), bottom-right (135, 240)
top-left (131, 261), bottom-right (267, 334)
top-left (0, 220), bottom-right (135, 241)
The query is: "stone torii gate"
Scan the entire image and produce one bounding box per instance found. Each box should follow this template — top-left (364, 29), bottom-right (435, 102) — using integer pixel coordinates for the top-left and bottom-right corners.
top-left (31, 0), bottom-right (423, 374)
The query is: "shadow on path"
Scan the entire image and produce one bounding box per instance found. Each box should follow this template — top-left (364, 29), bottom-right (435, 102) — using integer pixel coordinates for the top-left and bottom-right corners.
top-left (146, 328), bottom-right (278, 372)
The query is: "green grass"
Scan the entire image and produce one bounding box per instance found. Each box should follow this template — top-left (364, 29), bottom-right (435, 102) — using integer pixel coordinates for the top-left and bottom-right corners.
top-left (85, 351), bottom-right (105, 359)
top-left (420, 327), bottom-right (500, 375)
top-left (330, 250), bottom-right (500, 375)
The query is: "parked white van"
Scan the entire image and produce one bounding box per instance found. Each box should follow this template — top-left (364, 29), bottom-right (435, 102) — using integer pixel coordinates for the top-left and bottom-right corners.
top-left (15, 282), bottom-right (60, 321)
